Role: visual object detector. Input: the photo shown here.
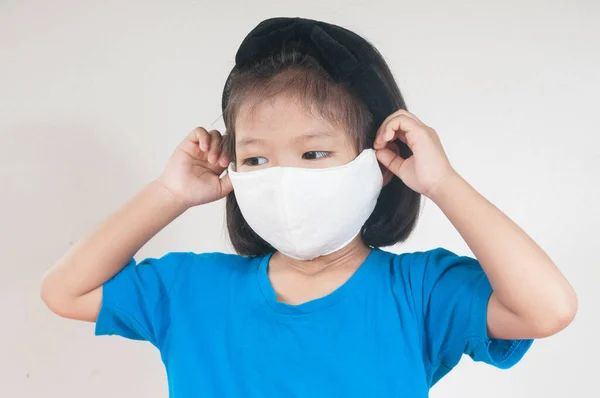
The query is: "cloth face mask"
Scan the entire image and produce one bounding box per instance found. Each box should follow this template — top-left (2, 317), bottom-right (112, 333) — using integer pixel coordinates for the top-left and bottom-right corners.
top-left (227, 149), bottom-right (384, 260)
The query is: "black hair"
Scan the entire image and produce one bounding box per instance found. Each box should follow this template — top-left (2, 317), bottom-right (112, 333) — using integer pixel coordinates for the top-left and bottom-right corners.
top-left (220, 32), bottom-right (421, 256)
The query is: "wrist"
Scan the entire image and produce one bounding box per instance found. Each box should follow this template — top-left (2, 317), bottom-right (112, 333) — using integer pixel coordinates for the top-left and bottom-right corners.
top-left (148, 178), bottom-right (191, 214)
top-left (425, 170), bottom-right (465, 203)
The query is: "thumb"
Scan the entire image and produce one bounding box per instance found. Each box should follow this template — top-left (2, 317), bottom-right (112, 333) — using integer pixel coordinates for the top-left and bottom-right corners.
top-left (218, 172), bottom-right (233, 197)
top-left (376, 148), bottom-right (405, 177)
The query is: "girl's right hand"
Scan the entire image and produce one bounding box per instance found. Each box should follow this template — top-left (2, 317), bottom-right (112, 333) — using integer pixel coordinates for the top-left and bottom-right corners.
top-left (156, 127), bottom-right (233, 208)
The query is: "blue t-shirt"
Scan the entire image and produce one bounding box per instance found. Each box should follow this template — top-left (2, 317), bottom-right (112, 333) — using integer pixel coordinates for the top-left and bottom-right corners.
top-left (95, 247), bottom-right (533, 397)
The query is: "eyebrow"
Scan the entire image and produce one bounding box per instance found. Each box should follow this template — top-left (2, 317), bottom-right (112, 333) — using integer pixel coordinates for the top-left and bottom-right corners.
top-left (237, 130), bottom-right (337, 148)
top-left (236, 137), bottom-right (265, 148)
top-left (295, 130), bottom-right (337, 142)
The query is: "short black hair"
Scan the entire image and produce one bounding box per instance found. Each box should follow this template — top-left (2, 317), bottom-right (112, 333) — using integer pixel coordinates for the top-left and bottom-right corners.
top-left (220, 35), bottom-right (421, 257)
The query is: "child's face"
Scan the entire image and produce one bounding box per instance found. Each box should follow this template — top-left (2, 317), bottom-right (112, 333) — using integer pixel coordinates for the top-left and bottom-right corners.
top-left (234, 95), bottom-right (358, 172)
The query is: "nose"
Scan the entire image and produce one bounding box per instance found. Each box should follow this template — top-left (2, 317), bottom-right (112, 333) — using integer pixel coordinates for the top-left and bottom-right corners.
top-left (267, 148), bottom-right (299, 168)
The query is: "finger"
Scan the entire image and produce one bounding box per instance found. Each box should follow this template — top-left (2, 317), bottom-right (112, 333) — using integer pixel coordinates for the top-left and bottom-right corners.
top-left (219, 172), bottom-right (233, 196)
top-left (394, 109), bottom-right (424, 125)
top-left (374, 114), bottom-right (419, 148)
top-left (207, 130), bottom-right (223, 164)
top-left (373, 122), bottom-right (393, 149)
top-left (376, 109), bottom-right (423, 136)
top-left (217, 152), bottom-right (230, 168)
top-left (374, 127), bottom-right (407, 150)
top-left (188, 127), bottom-right (210, 152)
top-left (375, 148), bottom-right (405, 177)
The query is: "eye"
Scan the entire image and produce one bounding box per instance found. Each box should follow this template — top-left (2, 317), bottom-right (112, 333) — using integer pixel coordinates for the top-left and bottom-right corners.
top-left (242, 157), bottom-right (268, 166)
top-left (302, 151), bottom-right (331, 160)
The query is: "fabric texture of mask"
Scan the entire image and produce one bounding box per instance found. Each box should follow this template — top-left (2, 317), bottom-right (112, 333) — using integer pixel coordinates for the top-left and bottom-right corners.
top-left (227, 149), bottom-right (384, 260)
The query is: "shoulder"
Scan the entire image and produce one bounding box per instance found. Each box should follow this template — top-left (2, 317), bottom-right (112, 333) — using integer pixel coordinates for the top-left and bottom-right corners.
top-left (146, 250), bottom-right (256, 270)
top-left (184, 251), bottom-right (258, 271)
top-left (378, 246), bottom-right (483, 298)
top-left (380, 246), bottom-right (478, 272)
top-left (127, 250), bottom-right (259, 290)
top-left (378, 246), bottom-right (465, 276)
top-left (169, 250), bottom-right (263, 290)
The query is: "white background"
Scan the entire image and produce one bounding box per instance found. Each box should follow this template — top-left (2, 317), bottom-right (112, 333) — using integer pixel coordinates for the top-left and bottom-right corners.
top-left (1, 1), bottom-right (598, 397)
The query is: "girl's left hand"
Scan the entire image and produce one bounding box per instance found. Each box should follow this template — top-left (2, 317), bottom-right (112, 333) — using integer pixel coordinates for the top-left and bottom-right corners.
top-left (373, 109), bottom-right (459, 198)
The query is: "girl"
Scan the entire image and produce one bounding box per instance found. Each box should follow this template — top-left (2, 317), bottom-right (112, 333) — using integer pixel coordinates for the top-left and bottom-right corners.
top-left (41, 16), bottom-right (577, 397)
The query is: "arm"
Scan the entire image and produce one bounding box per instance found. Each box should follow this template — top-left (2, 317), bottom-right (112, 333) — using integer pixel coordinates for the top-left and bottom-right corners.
top-left (40, 181), bottom-right (187, 321)
top-left (374, 110), bottom-right (577, 340)
top-left (427, 173), bottom-right (577, 339)
top-left (40, 127), bottom-right (232, 322)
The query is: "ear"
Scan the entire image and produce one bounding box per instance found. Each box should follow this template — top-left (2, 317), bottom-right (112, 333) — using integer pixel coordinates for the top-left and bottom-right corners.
top-left (379, 140), bottom-right (400, 187)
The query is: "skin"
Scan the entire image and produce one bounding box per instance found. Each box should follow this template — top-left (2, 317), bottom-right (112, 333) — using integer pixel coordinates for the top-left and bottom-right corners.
top-left (41, 94), bottom-right (577, 341)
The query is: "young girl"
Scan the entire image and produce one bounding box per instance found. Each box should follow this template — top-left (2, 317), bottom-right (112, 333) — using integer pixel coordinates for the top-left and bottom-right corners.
top-left (41, 17), bottom-right (577, 397)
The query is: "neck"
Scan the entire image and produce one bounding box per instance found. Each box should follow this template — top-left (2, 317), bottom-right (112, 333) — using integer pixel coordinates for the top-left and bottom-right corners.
top-left (271, 236), bottom-right (372, 276)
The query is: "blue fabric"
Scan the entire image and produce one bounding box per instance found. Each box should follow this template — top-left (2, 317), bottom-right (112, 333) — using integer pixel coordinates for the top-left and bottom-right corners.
top-left (95, 247), bottom-right (533, 397)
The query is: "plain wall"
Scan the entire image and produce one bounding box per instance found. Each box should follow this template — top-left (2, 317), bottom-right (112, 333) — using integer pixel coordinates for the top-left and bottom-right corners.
top-left (1, 1), bottom-right (599, 397)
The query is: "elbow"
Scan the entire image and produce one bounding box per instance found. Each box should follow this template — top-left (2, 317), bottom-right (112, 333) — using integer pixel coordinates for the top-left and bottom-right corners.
top-left (531, 288), bottom-right (578, 338)
top-left (40, 276), bottom-right (58, 314)
top-left (40, 273), bottom-right (71, 318)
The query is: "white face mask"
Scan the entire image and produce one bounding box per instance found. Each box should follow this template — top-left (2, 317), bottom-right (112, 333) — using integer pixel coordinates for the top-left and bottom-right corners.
top-left (227, 149), bottom-right (383, 261)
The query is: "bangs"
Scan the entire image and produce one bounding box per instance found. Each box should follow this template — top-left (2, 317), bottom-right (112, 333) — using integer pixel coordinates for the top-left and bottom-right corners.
top-left (222, 53), bottom-right (373, 160)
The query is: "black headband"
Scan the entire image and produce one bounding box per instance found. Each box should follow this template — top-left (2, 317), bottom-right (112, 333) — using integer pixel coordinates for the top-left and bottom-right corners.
top-left (221, 17), bottom-right (396, 131)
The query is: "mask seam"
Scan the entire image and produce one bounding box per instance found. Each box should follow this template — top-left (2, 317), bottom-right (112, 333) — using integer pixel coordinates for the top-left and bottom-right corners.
top-left (227, 148), bottom-right (375, 177)
top-left (280, 167), bottom-right (300, 257)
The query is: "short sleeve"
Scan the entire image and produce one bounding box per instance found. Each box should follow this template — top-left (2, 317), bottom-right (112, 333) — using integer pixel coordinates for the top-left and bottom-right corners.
top-left (94, 251), bottom-right (190, 347)
top-left (416, 248), bottom-right (533, 385)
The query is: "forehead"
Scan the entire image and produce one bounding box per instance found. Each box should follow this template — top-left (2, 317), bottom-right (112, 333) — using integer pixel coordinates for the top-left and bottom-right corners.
top-left (235, 94), bottom-right (339, 140)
